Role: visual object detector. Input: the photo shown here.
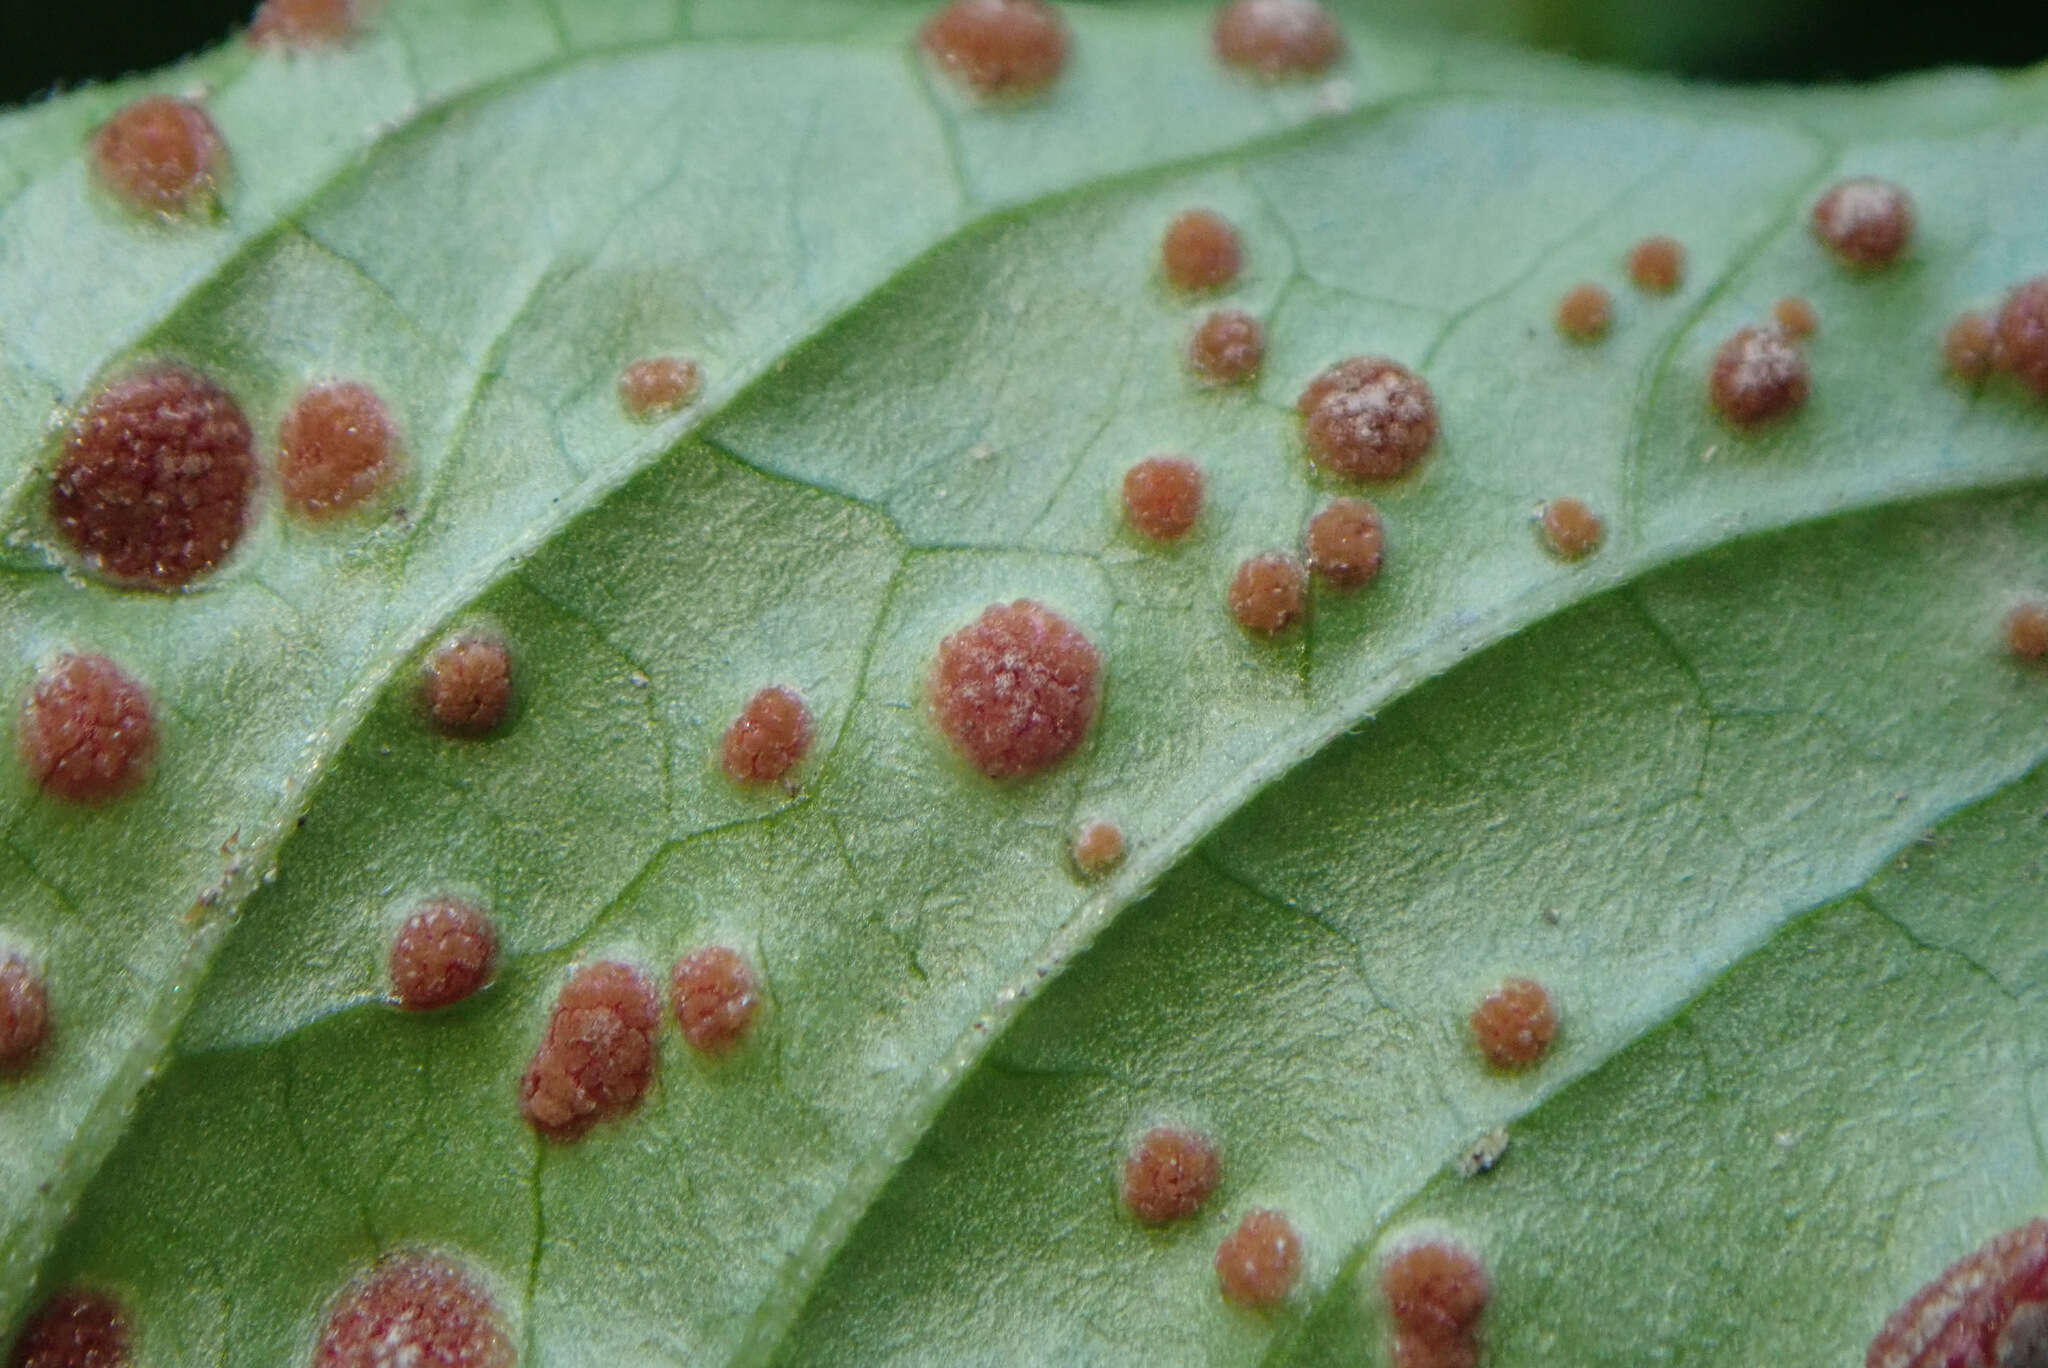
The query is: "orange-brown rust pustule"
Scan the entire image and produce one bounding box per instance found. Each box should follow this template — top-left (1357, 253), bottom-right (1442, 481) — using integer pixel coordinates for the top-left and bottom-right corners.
top-left (250, 0), bottom-right (367, 47)
top-left (1538, 498), bottom-right (1603, 561)
top-left (1212, 0), bottom-right (1344, 78)
top-left (90, 94), bottom-right (227, 217)
top-left (420, 636), bottom-right (513, 739)
top-left (618, 356), bottom-right (702, 419)
top-left (9, 1288), bottom-right (131, 1368)
top-left (1554, 284), bottom-right (1611, 342)
top-left (1626, 236), bottom-right (1684, 294)
top-left (277, 380), bottom-right (401, 519)
top-left (671, 946), bottom-right (760, 1054)
top-left (1122, 456), bottom-right (1204, 543)
top-left (1189, 309), bottom-right (1264, 384)
top-left (389, 899), bottom-right (497, 1011)
top-left (1071, 820), bottom-right (1124, 877)
top-left (1161, 210), bottom-right (1243, 292)
top-left (1709, 325), bottom-right (1809, 428)
top-left (1945, 312), bottom-right (1995, 385)
top-left (1228, 553), bottom-right (1306, 635)
top-left (314, 1253), bottom-right (513, 1368)
top-left (1298, 357), bottom-right (1438, 480)
top-left (1304, 497), bottom-right (1383, 590)
top-left (1993, 277), bottom-right (2048, 396)
top-left (0, 956), bottom-right (50, 1071)
top-left (18, 654), bottom-right (155, 804)
top-left (721, 686), bottom-right (812, 785)
top-left (1122, 1126), bottom-right (1221, 1224)
top-left (1470, 977), bottom-right (1558, 1070)
top-left (1867, 1219), bottom-right (2048, 1368)
top-left (1382, 1240), bottom-right (1490, 1368)
top-left (929, 600), bottom-right (1100, 780)
top-left (519, 961), bottom-right (661, 1141)
top-left (2004, 602), bottom-right (2048, 661)
top-left (918, 0), bottom-right (1068, 96)
top-left (1215, 1208), bottom-right (1303, 1308)
top-left (1811, 178), bottom-right (1915, 270)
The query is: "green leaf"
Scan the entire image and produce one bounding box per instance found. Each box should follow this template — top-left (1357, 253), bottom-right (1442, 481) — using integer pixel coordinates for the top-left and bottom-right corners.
top-left (2, 3), bottom-right (2046, 1363)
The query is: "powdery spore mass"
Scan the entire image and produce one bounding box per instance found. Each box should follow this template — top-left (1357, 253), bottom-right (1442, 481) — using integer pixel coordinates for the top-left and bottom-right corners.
top-left (1215, 1208), bottom-right (1303, 1308)
top-left (1382, 1240), bottom-right (1490, 1368)
top-left (1122, 456), bottom-right (1204, 542)
top-left (1228, 553), bottom-right (1307, 635)
top-left (929, 600), bottom-right (1100, 779)
top-left (52, 365), bottom-right (255, 589)
top-left (671, 946), bottom-right (760, 1054)
top-left (1189, 309), bottom-right (1265, 384)
top-left (1212, 0), bottom-right (1343, 77)
top-left (389, 900), bottom-right (497, 1011)
top-left (1469, 977), bottom-right (1558, 1069)
top-left (721, 685), bottom-right (812, 785)
top-left (1304, 497), bottom-right (1383, 590)
top-left (1811, 178), bottom-right (1915, 270)
top-left (1297, 357), bottom-right (1438, 480)
top-left (1710, 325), bottom-right (1809, 427)
top-left (18, 654), bottom-right (155, 804)
top-left (8, 1288), bottom-right (130, 1368)
top-left (1161, 210), bottom-right (1243, 292)
top-left (1773, 296), bottom-right (1819, 339)
top-left (1122, 1126), bottom-right (1221, 1224)
top-left (0, 956), bottom-right (48, 1071)
top-left (1867, 1218), bottom-right (2048, 1368)
top-left (277, 381), bottom-right (400, 519)
top-left (89, 95), bottom-right (226, 217)
top-left (918, 0), bottom-right (1068, 96)
top-left (314, 1253), bottom-right (513, 1368)
top-left (519, 961), bottom-right (661, 1141)
top-left (420, 636), bottom-right (513, 739)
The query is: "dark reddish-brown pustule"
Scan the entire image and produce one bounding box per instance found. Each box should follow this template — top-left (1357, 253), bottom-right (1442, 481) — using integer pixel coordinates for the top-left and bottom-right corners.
top-left (2004, 602), bottom-right (2048, 661)
top-left (1946, 311), bottom-right (1996, 384)
top-left (1211, 0), bottom-right (1343, 77)
top-left (1470, 977), bottom-right (1558, 1070)
top-left (388, 899), bottom-right (497, 1012)
top-left (1811, 178), bottom-right (1915, 270)
top-left (314, 1252), bottom-right (513, 1368)
top-left (1626, 236), bottom-right (1684, 294)
top-left (1709, 325), bottom-right (1810, 427)
top-left (1383, 1240), bottom-right (1490, 1368)
top-left (0, 956), bottom-right (50, 1072)
top-left (89, 94), bottom-right (227, 218)
top-left (917, 0), bottom-right (1068, 96)
top-left (1122, 1125), bottom-right (1221, 1225)
top-left (1229, 553), bottom-right (1306, 635)
top-left (1774, 296), bottom-right (1819, 339)
top-left (420, 635), bottom-right (512, 739)
top-left (1161, 210), bottom-right (1243, 292)
top-left (18, 654), bottom-right (155, 804)
top-left (1554, 283), bottom-right (1611, 342)
top-left (1297, 356), bottom-right (1438, 481)
top-left (1215, 1208), bottom-right (1303, 1309)
top-left (929, 600), bottom-right (1100, 780)
top-left (519, 961), bottom-right (661, 1141)
top-left (52, 364), bottom-right (255, 589)
top-left (1304, 497), bottom-right (1383, 590)
top-left (671, 946), bottom-right (760, 1054)
top-left (1867, 1219), bottom-right (2048, 1368)
top-left (1538, 497), bottom-right (1603, 561)
top-left (249, 0), bottom-right (365, 47)
top-left (617, 356), bottom-right (702, 420)
top-left (1070, 819), bottom-right (1124, 877)
top-left (276, 380), bottom-right (400, 519)
top-left (1122, 455), bottom-right (1204, 542)
top-left (8, 1288), bottom-right (130, 1368)
top-left (1189, 309), bottom-right (1264, 384)
top-left (1993, 277), bottom-right (2048, 396)
top-left (721, 685), bottom-right (812, 785)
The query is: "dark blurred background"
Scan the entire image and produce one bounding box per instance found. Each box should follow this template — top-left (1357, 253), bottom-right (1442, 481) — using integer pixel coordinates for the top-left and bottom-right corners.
top-left (3, 0), bottom-right (2047, 105)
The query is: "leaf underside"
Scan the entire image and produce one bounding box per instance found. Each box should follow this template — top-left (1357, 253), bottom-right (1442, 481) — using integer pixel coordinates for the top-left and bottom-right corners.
top-left (1, 2), bottom-right (2046, 1363)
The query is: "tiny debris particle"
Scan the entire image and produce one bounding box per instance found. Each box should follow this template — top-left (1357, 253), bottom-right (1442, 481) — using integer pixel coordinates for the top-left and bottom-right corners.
top-left (1382, 1239), bottom-right (1490, 1368)
top-left (1945, 311), bottom-right (1997, 385)
top-left (89, 94), bottom-right (227, 218)
top-left (1228, 552), bottom-right (1307, 635)
top-left (917, 0), bottom-right (1069, 96)
top-left (1297, 357), bottom-right (1438, 481)
top-left (519, 961), bottom-right (661, 1141)
top-left (1626, 236), bottom-right (1685, 294)
top-left (1070, 819), bottom-right (1124, 877)
top-left (1811, 178), bottom-right (1915, 270)
top-left (1456, 1128), bottom-right (1510, 1179)
top-left (52, 364), bottom-right (255, 589)
top-left (249, 0), bottom-right (366, 47)
top-left (1303, 497), bottom-right (1384, 590)
top-left (1867, 1218), bottom-right (2048, 1368)
top-left (2005, 602), bottom-right (2048, 661)
top-left (1121, 455), bottom-right (1204, 543)
top-left (1773, 296), bottom-right (1820, 339)
top-left (1709, 325), bottom-right (1810, 428)
top-left (1554, 283), bottom-right (1611, 342)
top-left (277, 380), bottom-right (401, 520)
top-left (671, 946), bottom-right (760, 1054)
top-left (18, 654), bottom-right (155, 805)
top-left (1992, 277), bottom-right (2048, 396)
top-left (1121, 1125), bottom-right (1221, 1225)
top-left (314, 1252), bottom-right (513, 1368)
top-left (1469, 977), bottom-right (1558, 1070)
top-left (388, 899), bottom-right (497, 1012)
top-left (617, 356), bottom-right (702, 420)
top-left (1211, 0), bottom-right (1344, 78)
top-left (420, 635), bottom-right (513, 739)
top-left (928, 600), bottom-right (1101, 780)
top-left (1215, 1208), bottom-right (1303, 1309)
top-left (8, 1288), bottom-right (130, 1368)
top-left (1538, 497), bottom-right (1603, 561)
top-left (721, 685), bottom-right (813, 786)
top-left (0, 956), bottom-right (50, 1071)
top-left (1161, 210), bottom-right (1243, 292)
top-left (1189, 309), bottom-right (1265, 384)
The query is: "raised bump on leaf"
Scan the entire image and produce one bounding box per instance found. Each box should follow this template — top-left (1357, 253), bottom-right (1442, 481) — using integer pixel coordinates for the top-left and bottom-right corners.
top-left (519, 961), bottom-right (660, 1141)
top-left (1304, 497), bottom-right (1383, 590)
top-left (1993, 277), bottom-right (2048, 396)
top-left (276, 381), bottom-right (401, 520)
top-left (1382, 1239), bottom-right (1489, 1368)
top-left (1710, 326), bottom-right (1809, 428)
top-left (88, 95), bottom-right (227, 218)
top-left (1228, 553), bottom-right (1306, 635)
top-left (618, 356), bottom-right (702, 421)
top-left (929, 601), bottom-right (1100, 780)
top-left (17, 654), bottom-right (155, 805)
top-left (671, 946), bottom-right (760, 1054)
top-left (2004, 602), bottom-right (2048, 661)
top-left (1070, 820), bottom-right (1124, 877)
top-left (1188, 309), bottom-right (1264, 384)
top-left (313, 1252), bottom-right (512, 1368)
top-left (1121, 456), bottom-right (1203, 543)
top-left (420, 635), bottom-right (513, 740)
top-left (388, 899), bottom-right (497, 1012)
top-left (1774, 296), bottom-right (1820, 340)
top-left (0, 955), bottom-right (50, 1072)
top-left (1211, 0), bottom-right (1343, 78)
top-left (1538, 498), bottom-right (1603, 562)
top-left (1554, 284), bottom-right (1611, 342)
top-left (249, 0), bottom-right (367, 48)
top-left (917, 0), bottom-right (1068, 97)
top-left (721, 686), bottom-right (812, 786)
top-left (1867, 1218), bottom-right (2048, 1368)
top-left (1811, 178), bottom-right (1915, 271)
top-left (1161, 210), bottom-right (1242, 292)
top-left (1946, 312), bottom-right (1996, 384)
top-left (1626, 236), bottom-right (1684, 294)
top-left (8, 1288), bottom-right (129, 1368)
top-left (1215, 1208), bottom-right (1302, 1309)
top-left (1121, 1126), bottom-right (1220, 1225)
top-left (1469, 977), bottom-right (1558, 1070)
top-left (1297, 357), bottom-right (1438, 481)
